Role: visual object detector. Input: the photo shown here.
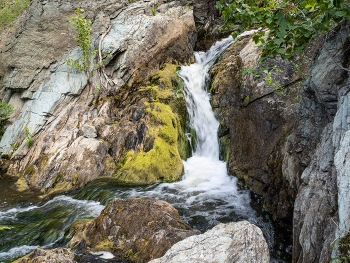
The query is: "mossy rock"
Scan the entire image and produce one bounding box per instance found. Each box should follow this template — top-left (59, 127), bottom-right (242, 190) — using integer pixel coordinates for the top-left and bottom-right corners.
top-left (114, 63), bottom-right (192, 184)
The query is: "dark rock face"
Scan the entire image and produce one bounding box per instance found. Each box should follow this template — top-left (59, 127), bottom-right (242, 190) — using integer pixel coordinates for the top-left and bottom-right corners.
top-left (192, 0), bottom-right (234, 51)
top-left (67, 197), bottom-right (200, 263)
top-left (287, 21), bottom-right (350, 263)
top-left (210, 35), bottom-right (308, 225)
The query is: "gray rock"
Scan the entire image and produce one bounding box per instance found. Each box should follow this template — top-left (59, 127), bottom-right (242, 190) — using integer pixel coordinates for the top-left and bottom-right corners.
top-left (287, 21), bottom-right (350, 262)
top-left (82, 125), bottom-right (97, 138)
top-left (149, 221), bottom-right (270, 263)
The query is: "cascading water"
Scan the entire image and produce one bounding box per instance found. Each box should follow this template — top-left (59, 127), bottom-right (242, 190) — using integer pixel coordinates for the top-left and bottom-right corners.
top-left (0, 33), bottom-right (292, 263)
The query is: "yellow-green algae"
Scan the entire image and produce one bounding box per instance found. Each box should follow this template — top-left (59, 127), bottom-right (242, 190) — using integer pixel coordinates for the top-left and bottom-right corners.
top-left (0, 225), bottom-right (14, 231)
top-left (114, 63), bottom-right (191, 184)
top-left (15, 177), bottom-right (28, 192)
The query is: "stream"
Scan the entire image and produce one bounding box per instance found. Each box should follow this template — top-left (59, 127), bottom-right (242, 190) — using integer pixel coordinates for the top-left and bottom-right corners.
top-left (0, 34), bottom-right (292, 263)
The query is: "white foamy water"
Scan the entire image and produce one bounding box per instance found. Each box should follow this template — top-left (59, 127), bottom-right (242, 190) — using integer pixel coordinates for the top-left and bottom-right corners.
top-left (0, 245), bottom-right (40, 261)
top-left (0, 196), bottom-right (104, 262)
top-left (0, 195), bottom-right (104, 220)
top-left (128, 31), bottom-right (260, 227)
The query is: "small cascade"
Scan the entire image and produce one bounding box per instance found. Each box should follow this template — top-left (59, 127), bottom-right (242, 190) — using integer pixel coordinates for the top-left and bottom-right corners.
top-left (0, 32), bottom-right (292, 263)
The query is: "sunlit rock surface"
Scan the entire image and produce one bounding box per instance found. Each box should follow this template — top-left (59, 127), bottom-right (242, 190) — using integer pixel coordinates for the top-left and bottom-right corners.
top-left (149, 221), bottom-right (270, 263)
top-left (14, 248), bottom-right (76, 263)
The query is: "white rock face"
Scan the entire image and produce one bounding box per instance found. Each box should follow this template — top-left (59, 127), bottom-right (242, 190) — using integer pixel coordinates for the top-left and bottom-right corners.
top-left (83, 125), bottom-right (97, 138)
top-left (149, 221), bottom-right (270, 263)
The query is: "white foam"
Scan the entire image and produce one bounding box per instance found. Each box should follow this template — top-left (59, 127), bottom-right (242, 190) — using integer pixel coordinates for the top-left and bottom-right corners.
top-left (0, 196), bottom-right (104, 220)
top-left (0, 245), bottom-right (39, 260)
top-left (91, 251), bottom-right (115, 259)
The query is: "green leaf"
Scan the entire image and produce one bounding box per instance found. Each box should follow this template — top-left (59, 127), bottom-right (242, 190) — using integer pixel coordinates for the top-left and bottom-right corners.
top-left (335, 10), bottom-right (347, 17)
top-left (274, 38), bottom-right (284, 45)
top-left (277, 48), bottom-right (285, 54)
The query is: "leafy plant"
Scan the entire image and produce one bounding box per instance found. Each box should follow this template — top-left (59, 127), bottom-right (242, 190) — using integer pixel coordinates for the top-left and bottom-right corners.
top-left (216, 0), bottom-right (350, 74)
top-left (23, 125), bottom-right (33, 147)
top-left (264, 73), bottom-right (287, 96)
top-left (151, 4), bottom-right (157, 16)
top-left (10, 141), bottom-right (20, 152)
top-left (66, 8), bottom-right (96, 72)
top-left (0, 0), bottom-right (30, 28)
top-left (0, 102), bottom-right (13, 140)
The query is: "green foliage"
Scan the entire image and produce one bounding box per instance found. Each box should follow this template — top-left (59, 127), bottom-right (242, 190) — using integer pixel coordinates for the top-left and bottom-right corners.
top-left (10, 141), bottom-right (19, 152)
top-left (245, 95), bottom-right (250, 104)
top-left (264, 72), bottom-right (287, 96)
top-left (151, 4), bottom-right (157, 15)
top-left (23, 125), bottom-right (33, 147)
top-left (0, 0), bottom-right (30, 29)
top-left (331, 232), bottom-right (350, 263)
top-left (66, 8), bottom-right (96, 72)
top-left (216, 0), bottom-right (350, 69)
top-left (0, 102), bottom-right (13, 140)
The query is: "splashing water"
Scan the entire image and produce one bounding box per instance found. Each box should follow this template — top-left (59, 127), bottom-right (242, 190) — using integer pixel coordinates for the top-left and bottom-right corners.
top-left (0, 32), bottom-right (292, 262)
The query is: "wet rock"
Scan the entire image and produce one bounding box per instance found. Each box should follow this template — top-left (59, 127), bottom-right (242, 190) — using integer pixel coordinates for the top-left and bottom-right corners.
top-left (68, 197), bottom-right (200, 263)
top-left (83, 125), bottom-right (97, 138)
top-left (14, 248), bottom-right (76, 263)
top-left (149, 221), bottom-right (270, 263)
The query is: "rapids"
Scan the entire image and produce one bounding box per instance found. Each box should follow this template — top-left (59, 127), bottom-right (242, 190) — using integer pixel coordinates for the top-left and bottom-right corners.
top-left (0, 33), bottom-right (292, 262)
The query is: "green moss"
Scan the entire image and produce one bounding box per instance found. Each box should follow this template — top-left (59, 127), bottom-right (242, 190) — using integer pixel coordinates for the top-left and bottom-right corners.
top-left (24, 165), bottom-right (36, 175)
top-left (72, 173), bottom-right (78, 186)
top-left (0, 225), bottom-right (14, 231)
top-left (125, 249), bottom-right (136, 260)
top-left (68, 218), bottom-right (94, 236)
top-left (15, 177), bottom-right (28, 192)
top-left (52, 173), bottom-right (63, 188)
top-left (339, 232), bottom-right (350, 255)
top-left (0, 0), bottom-right (30, 29)
top-left (95, 239), bottom-right (113, 250)
top-left (219, 138), bottom-right (230, 162)
top-left (115, 102), bottom-right (183, 184)
top-left (112, 63), bottom-right (190, 184)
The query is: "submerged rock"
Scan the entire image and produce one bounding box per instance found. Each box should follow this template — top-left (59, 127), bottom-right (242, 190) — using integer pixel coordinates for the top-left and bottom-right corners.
top-left (67, 197), bottom-right (200, 262)
top-left (149, 221), bottom-right (270, 263)
top-left (14, 248), bottom-right (76, 263)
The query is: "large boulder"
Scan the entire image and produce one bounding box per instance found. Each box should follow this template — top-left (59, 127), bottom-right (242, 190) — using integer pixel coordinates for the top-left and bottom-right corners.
top-left (149, 221), bottom-right (270, 263)
top-left (67, 197), bottom-right (200, 262)
top-left (14, 248), bottom-right (76, 263)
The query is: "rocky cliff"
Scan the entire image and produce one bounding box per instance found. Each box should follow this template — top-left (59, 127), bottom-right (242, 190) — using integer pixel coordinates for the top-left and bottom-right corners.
top-left (210, 21), bottom-right (350, 262)
top-left (0, 0), bottom-right (200, 195)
